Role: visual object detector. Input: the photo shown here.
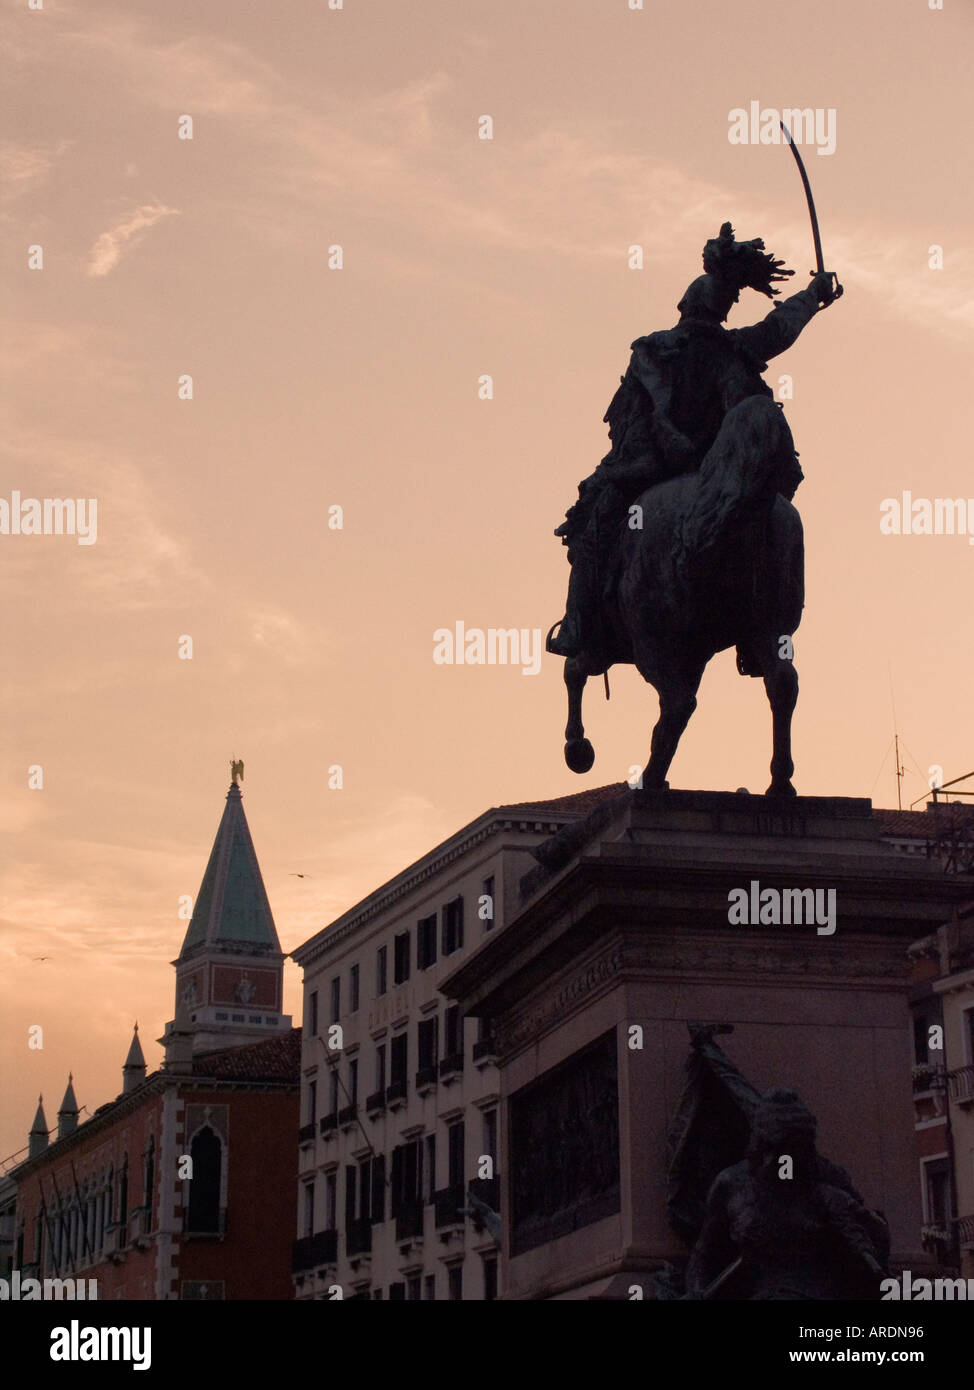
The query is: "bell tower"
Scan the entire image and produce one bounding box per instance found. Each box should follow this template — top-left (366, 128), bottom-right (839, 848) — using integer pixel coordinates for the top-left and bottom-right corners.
top-left (160, 766), bottom-right (291, 1061)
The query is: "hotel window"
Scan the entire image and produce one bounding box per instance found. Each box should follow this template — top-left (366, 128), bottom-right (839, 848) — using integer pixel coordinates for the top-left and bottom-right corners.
top-left (424, 1273), bottom-right (436, 1301)
top-left (328, 1068), bottom-right (340, 1116)
top-left (348, 1059), bottom-right (358, 1107)
top-left (390, 1033), bottom-right (407, 1091)
top-left (924, 1159), bottom-right (951, 1231)
top-left (375, 1043), bottom-right (386, 1092)
top-left (425, 1134), bottom-right (437, 1202)
top-left (345, 1165), bottom-right (357, 1227)
top-left (418, 1016), bottom-right (438, 1074)
top-left (376, 945), bottom-right (387, 997)
top-left (307, 1078), bottom-right (317, 1125)
top-left (394, 930), bottom-right (411, 985)
top-left (481, 875), bottom-right (495, 931)
top-left (448, 1120), bottom-right (465, 1189)
top-left (389, 1282), bottom-right (406, 1301)
top-left (370, 1155), bottom-right (386, 1224)
top-left (408, 1274), bottom-right (422, 1301)
top-left (417, 913), bottom-right (437, 969)
top-left (442, 895), bottom-right (464, 955)
top-left (483, 1255), bottom-right (498, 1301)
top-left (330, 976), bottom-right (341, 1024)
top-left (309, 990), bottom-right (318, 1037)
top-left (350, 964), bottom-right (360, 1013)
top-left (444, 1004), bottom-right (462, 1060)
top-left (303, 1181), bottom-right (315, 1239)
top-left (448, 1264), bottom-right (463, 1301)
top-left (325, 1172), bottom-right (337, 1230)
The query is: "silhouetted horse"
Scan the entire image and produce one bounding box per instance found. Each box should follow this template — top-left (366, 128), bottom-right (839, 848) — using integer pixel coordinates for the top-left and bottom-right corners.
top-left (560, 396), bottom-right (804, 795)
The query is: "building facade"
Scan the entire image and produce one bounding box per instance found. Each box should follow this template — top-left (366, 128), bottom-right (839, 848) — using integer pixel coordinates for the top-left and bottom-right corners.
top-left (8, 778), bottom-right (300, 1300)
top-left (290, 787), bottom-right (614, 1300)
top-left (902, 801), bottom-right (974, 1276)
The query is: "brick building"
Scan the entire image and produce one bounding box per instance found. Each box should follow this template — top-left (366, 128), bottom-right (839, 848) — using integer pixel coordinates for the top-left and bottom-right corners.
top-left (8, 778), bottom-right (300, 1300)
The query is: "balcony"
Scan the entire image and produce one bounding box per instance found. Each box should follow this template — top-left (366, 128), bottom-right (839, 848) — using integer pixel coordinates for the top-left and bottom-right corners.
top-left (395, 1199), bottom-right (425, 1242)
top-left (472, 1039), bottom-right (496, 1064)
top-left (439, 1053), bottom-right (463, 1081)
top-left (912, 1063), bottom-right (946, 1093)
top-left (312, 1228), bottom-right (338, 1265)
top-left (338, 1104), bottom-right (358, 1128)
top-left (365, 1089), bottom-right (386, 1115)
top-left (434, 1183), bottom-right (465, 1229)
top-left (415, 1065), bottom-right (437, 1091)
top-left (346, 1217), bottom-right (372, 1256)
top-left (292, 1236), bottom-right (313, 1273)
top-left (319, 1112), bottom-right (338, 1137)
top-left (949, 1065), bottom-right (974, 1105)
top-left (385, 1079), bottom-right (407, 1107)
top-left (298, 1122), bottom-right (316, 1145)
top-left (956, 1214), bottom-right (974, 1248)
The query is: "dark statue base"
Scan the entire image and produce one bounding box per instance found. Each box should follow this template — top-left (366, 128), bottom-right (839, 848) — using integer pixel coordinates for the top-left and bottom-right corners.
top-left (442, 789), bottom-right (967, 1299)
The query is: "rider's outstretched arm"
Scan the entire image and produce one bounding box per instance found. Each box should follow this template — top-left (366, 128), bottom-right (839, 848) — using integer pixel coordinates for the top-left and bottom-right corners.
top-left (733, 271), bottom-right (836, 361)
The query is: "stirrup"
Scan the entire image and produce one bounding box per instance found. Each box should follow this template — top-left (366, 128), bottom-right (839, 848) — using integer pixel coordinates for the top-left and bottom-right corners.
top-left (546, 618), bottom-right (577, 657)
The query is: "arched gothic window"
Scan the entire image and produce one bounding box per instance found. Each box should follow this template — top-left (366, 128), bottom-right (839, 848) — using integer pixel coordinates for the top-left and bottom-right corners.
top-left (186, 1126), bottom-right (222, 1233)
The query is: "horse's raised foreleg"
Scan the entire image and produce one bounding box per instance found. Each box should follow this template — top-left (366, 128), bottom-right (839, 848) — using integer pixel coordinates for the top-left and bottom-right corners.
top-left (760, 644), bottom-right (799, 796)
top-left (642, 666), bottom-right (703, 789)
top-left (564, 656), bottom-right (596, 773)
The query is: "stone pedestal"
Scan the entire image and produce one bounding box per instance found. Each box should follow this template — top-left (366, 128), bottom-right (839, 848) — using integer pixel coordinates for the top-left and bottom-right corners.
top-left (442, 790), bottom-right (968, 1300)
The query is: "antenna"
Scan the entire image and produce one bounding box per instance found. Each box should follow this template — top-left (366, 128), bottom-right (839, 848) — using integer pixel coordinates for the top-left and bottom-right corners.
top-left (888, 664), bottom-right (904, 811)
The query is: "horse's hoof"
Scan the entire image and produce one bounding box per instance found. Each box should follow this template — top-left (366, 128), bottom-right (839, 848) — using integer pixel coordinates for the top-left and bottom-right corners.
top-left (765, 781), bottom-right (797, 798)
top-left (565, 738), bottom-right (595, 774)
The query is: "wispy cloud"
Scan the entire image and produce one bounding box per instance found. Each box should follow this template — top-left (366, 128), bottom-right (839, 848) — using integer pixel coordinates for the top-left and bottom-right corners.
top-left (85, 203), bottom-right (179, 278)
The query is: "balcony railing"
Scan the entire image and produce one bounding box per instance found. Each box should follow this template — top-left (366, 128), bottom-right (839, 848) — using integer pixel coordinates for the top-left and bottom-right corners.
top-left (365, 1089), bottom-right (386, 1115)
top-left (337, 1104), bottom-right (358, 1127)
top-left (912, 1063), bottom-right (946, 1093)
top-left (298, 1122), bottom-right (316, 1144)
top-left (312, 1228), bottom-right (338, 1265)
top-left (346, 1217), bottom-right (372, 1256)
top-left (319, 1112), bottom-right (338, 1137)
top-left (385, 1079), bottom-right (407, 1106)
top-left (468, 1175), bottom-right (500, 1211)
top-left (293, 1229), bottom-right (339, 1272)
top-left (948, 1065), bottom-right (974, 1104)
top-left (439, 1053), bottom-right (463, 1080)
top-left (472, 1039), bottom-right (496, 1063)
top-left (434, 1183), bottom-right (465, 1228)
top-left (415, 1065), bottom-right (437, 1090)
top-left (395, 1199), bottom-right (424, 1241)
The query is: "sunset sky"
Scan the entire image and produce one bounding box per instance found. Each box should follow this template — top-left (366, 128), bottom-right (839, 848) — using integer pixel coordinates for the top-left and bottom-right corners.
top-left (2, 0), bottom-right (972, 1161)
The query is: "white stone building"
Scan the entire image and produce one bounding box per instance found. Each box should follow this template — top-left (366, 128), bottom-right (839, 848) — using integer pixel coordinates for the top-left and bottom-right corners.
top-left (290, 786), bottom-right (612, 1300)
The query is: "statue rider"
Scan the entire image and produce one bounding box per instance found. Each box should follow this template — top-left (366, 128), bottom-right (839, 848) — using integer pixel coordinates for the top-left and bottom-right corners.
top-left (684, 1087), bottom-right (889, 1301)
top-left (546, 224), bottom-right (838, 662)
